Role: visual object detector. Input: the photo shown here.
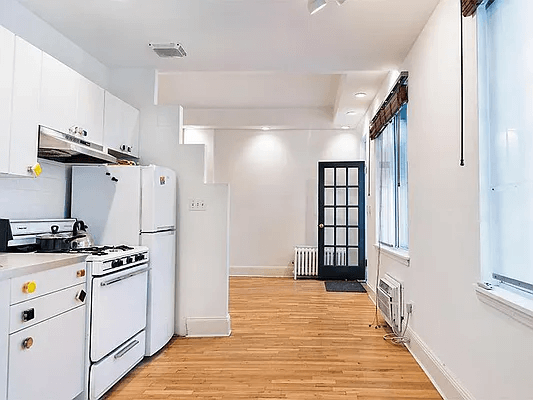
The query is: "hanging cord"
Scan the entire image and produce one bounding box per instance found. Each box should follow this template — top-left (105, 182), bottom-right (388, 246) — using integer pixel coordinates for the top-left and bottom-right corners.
top-left (383, 308), bottom-right (411, 345)
top-left (460, 0), bottom-right (465, 167)
top-left (369, 138), bottom-right (384, 329)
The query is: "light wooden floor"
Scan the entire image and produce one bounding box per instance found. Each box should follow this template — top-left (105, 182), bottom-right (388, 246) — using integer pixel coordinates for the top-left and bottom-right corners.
top-left (105, 278), bottom-right (441, 400)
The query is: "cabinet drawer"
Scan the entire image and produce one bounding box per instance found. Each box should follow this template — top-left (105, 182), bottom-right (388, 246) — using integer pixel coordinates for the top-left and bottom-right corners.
top-left (10, 262), bottom-right (86, 305)
top-left (90, 330), bottom-right (145, 400)
top-left (10, 283), bottom-right (86, 334)
top-left (8, 305), bottom-right (85, 400)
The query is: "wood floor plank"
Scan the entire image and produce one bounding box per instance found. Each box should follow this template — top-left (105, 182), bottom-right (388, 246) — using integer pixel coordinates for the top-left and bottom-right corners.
top-left (105, 278), bottom-right (441, 399)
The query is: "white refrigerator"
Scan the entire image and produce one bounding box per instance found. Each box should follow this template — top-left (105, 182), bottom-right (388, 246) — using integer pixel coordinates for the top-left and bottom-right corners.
top-left (71, 164), bottom-right (177, 356)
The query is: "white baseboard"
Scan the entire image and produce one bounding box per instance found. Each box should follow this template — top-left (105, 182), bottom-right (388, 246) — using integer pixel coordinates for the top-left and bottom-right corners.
top-left (185, 315), bottom-right (231, 337)
top-left (230, 265), bottom-right (293, 277)
top-left (365, 285), bottom-right (473, 400)
top-left (405, 328), bottom-right (474, 400)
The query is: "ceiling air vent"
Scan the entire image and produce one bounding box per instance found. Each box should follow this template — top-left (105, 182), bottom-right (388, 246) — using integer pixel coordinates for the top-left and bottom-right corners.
top-left (148, 42), bottom-right (187, 58)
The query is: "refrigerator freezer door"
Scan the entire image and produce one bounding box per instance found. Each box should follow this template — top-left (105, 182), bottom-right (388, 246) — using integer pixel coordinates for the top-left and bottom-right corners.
top-left (141, 230), bottom-right (176, 356)
top-left (71, 165), bottom-right (142, 245)
top-left (141, 165), bottom-right (176, 233)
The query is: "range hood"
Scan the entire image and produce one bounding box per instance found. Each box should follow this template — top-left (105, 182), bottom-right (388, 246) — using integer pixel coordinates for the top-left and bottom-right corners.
top-left (38, 126), bottom-right (116, 164)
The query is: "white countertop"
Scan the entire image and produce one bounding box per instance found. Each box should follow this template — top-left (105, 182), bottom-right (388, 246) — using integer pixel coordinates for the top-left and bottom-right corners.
top-left (0, 253), bottom-right (88, 280)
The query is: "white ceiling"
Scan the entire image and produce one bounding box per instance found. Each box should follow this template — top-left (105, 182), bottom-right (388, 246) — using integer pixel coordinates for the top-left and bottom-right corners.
top-left (16, 0), bottom-right (439, 128)
top-left (17, 0), bottom-right (439, 73)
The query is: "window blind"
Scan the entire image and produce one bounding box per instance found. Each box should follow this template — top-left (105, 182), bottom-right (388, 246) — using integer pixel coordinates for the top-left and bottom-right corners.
top-left (462, 0), bottom-right (483, 17)
top-left (369, 73), bottom-right (408, 140)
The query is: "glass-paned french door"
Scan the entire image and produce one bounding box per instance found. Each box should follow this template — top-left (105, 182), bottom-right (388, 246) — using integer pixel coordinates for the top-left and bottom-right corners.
top-left (318, 161), bottom-right (366, 280)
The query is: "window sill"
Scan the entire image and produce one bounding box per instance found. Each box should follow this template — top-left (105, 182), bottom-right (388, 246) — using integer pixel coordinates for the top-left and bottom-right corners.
top-left (373, 244), bottom-right (410, 266)
top-left (474, 284), bottom-right (533, 330)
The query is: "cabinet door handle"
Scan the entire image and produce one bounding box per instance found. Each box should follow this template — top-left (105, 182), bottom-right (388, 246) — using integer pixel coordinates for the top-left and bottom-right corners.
top-left (22, 337), bottom-right (34, 350)
top-left (114, 340), bottom-right (139, 359)
top-left (21, 308), bottom-right (35, 322)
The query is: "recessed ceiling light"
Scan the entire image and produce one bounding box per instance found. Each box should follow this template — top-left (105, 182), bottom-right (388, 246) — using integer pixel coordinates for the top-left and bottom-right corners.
top-left (341, 126), bottom-right (350, 130)
top-left (354, 92), bottom-right (367, 98)
top-left (308, 0), bottom-right (327, 15)
top-left (261, 126), bottom-right (271, 131)
top-left (346, 110), bottom-right (357, 116)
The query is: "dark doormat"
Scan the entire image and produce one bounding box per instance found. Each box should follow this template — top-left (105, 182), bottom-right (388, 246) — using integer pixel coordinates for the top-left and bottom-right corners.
top-left (324, 281), bottom-right (367, 293)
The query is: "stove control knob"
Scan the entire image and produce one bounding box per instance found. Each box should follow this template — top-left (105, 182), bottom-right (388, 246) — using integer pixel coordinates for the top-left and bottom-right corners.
top-left (127, 257), bottom-right (133, 264)
top-left (135, 254), bottom-right (145, 262)
top-left (22, 281), bottom-right (36, 294)
top-left (111, 260), bottom-right (123, 268)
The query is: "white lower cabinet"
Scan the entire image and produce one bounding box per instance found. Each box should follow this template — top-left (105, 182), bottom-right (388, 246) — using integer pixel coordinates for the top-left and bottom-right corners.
top-left (1, 262), bottom-right (87, 400)
top-left (8, 305), bottom-right (86, 400)
top-left (0, 281), bottom-right (10, 400)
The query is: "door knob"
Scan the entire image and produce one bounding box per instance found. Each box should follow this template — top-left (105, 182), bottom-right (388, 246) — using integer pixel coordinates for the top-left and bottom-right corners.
top-left (319, 224), bottom-right (324, 229)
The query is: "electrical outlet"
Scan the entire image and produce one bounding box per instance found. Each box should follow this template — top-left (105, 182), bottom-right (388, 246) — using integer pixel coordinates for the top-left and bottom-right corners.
top-left (189, 198), bottom-right (207, 211)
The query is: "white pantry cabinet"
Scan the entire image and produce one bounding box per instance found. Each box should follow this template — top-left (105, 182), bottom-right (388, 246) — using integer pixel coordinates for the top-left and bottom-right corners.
top-left (104, 91), bottom-right (140, 158)
top-left (7, 36), bottom-right (41, 178)
top-left (40, 53), bottom-right (105, 146)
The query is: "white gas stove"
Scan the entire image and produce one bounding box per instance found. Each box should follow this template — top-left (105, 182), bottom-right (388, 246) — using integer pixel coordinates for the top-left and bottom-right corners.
top-left (73, 245), bottom-right (149, 275)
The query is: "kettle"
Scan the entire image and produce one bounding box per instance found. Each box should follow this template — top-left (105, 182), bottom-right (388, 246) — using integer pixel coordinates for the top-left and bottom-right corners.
top-left (68, 220), bottom-right (95, 249)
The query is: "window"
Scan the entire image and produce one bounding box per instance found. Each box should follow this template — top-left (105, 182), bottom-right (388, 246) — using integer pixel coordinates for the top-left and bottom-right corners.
top-left (478, 0), bottom-right (533, 292)
top-left (376, 104), bottom-right (408, 250)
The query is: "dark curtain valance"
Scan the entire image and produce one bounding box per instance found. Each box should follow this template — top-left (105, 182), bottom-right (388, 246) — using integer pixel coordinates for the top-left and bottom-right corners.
top-left (369, 73), bottom-right (408, 140)
top-left (462, 0), bottom-right (483, 17)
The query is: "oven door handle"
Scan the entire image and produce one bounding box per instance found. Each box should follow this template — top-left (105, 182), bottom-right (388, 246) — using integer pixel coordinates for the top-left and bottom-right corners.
top-left (100, 268), bottom-right (148, 287)
top-left (114, 340), bottom-right (140, 359)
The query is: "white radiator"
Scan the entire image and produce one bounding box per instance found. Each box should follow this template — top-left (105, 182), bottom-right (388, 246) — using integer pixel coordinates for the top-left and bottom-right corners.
top-left (377, 274), bottom-right (403, 334)
top-left (294, 246), bottom-right (318, 279)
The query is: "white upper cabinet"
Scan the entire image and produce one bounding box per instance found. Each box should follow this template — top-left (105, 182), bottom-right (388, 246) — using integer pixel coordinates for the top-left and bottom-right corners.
top-left (0, 26), bottom-right (15, 174)
top-left (40, 53), bottom-right (105, 146)
top-left (122, 101), bottom-right (140, 158)
top-left (40, 53), bottom-right (78, 135)
top-left (104, 91), bottom-right (139, 158)
top-left (77, 76), bottom-right (104, 146)
top-left (9, 36), bottom-right (42, 177)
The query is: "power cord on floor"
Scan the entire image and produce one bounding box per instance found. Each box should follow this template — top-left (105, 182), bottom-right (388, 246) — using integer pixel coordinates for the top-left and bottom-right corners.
top-left (383, 308), bottom-right (411, 345)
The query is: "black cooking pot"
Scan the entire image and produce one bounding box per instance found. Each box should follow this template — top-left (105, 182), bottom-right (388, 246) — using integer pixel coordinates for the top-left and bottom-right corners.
top-left (37, 225), bottom-right (83, 252)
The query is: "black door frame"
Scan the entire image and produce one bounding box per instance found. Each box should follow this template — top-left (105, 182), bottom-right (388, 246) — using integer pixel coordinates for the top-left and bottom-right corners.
top-left (317, 161), bottom-right (366, 280)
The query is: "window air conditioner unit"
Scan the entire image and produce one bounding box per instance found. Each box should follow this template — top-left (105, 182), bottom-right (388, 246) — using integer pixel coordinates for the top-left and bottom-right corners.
top-left (377, 274), bottom-right (403, 334)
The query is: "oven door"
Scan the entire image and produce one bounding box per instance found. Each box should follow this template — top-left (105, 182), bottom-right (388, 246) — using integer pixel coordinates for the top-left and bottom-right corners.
top-left (90, 264), bottom-right (149, 362)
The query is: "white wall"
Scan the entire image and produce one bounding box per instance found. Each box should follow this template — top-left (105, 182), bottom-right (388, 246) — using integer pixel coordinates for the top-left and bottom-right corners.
top-left (0, 0), bottom-right (109, 88)
top-left (214, 129), bottom-right (361, 270)
top-left (364, 1), bottom-right (533, 399)
top-left (108, 68), bottom-right (230, 337)
top-left (0, 159), bottom-right (68, 220)
top-left (184, 128), bottom-right (215, 184)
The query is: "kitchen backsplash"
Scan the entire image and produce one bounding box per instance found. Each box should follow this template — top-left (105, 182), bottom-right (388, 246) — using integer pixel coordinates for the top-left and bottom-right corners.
top-left (0, 159), bottom-right (69, 220)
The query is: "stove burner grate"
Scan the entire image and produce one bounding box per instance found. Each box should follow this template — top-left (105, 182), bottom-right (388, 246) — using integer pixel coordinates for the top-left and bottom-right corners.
top-left (70, 245), bottom-right (135, 256)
